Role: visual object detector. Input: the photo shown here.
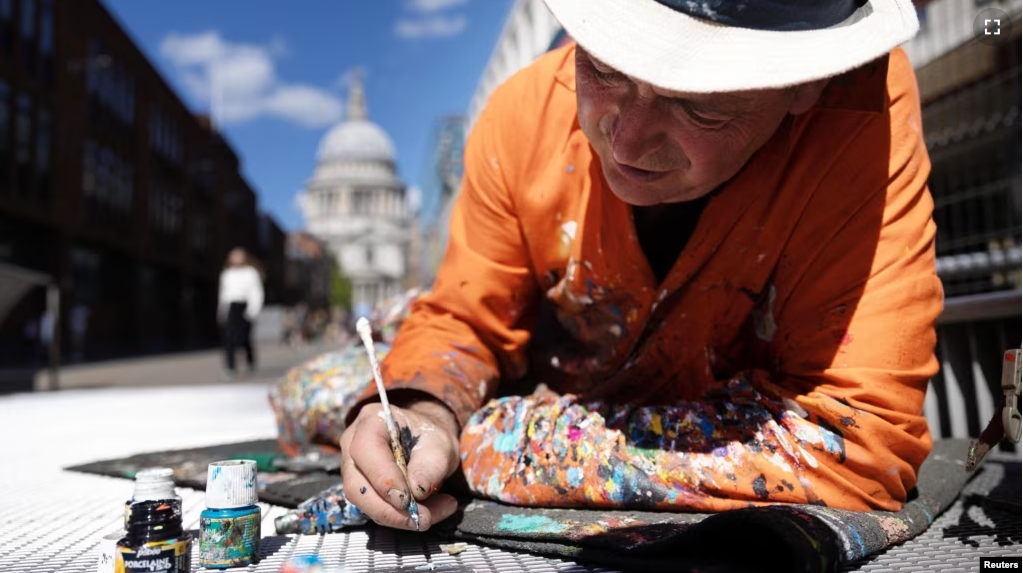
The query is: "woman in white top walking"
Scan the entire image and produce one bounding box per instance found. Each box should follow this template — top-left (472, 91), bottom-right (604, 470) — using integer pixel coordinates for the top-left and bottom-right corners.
top-left (218, 247), bottom-right (264, 379)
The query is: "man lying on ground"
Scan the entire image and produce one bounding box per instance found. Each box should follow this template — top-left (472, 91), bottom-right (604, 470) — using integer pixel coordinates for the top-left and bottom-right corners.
top-left (337, 0), bottom-right (943, 531)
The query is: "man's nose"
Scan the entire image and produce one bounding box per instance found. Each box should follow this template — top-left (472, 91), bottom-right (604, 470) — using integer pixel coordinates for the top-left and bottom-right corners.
top-left (610, 90), bottom-right (667, 166)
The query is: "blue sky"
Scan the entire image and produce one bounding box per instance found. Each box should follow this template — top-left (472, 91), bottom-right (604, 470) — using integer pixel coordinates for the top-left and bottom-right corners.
top-left (103, 0), bottom-right (514, 230)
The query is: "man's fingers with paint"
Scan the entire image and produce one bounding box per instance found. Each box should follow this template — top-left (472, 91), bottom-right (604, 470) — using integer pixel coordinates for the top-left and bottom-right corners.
top-left (340, 402), bottom-right (460, 531)
top-left (339, 440), bottom-right (429, 531)
top-left (401, 399), bottom-right (462, 502)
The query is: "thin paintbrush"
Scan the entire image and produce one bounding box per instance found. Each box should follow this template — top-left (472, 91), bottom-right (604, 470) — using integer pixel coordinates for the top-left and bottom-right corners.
top-left (355, 317), bottom-right (421, 531)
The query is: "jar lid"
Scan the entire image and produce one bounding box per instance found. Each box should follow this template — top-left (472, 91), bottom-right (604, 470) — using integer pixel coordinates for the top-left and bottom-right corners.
top-left (135, 468), bottom-right (174, 483)
top-left (132, 468), bottom-right (177, 502)
top-left (205, 460), bottom-right (258, 509)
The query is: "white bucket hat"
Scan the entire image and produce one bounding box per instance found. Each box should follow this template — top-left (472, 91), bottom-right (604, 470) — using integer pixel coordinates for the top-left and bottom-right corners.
top-left (542, 0), bottom-right (920, 93)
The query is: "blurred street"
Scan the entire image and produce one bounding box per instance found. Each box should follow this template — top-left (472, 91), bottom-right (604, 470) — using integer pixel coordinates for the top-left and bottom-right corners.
top-left (22, 340), bottom-right (331, 393)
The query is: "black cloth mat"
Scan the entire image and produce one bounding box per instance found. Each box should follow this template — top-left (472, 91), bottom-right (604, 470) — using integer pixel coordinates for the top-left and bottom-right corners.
top-left (65, 439), bottom-right (340, 508)
top-left (441, 439), bottom-right (981, 573)
top-left (67, 439), bottom-right (989, 573)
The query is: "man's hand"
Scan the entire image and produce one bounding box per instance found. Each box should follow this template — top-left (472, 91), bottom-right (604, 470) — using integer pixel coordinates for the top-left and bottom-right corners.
top-left (340, 398), bottom-right (461, 531)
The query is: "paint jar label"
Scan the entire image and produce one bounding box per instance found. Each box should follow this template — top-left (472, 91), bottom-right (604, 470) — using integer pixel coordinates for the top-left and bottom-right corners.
top-left (114, 538), bottom-right (191, 573)
top-left (95, 530), bottom-right (125, 573)
top-left (199, 512), bottom-right (261, 567)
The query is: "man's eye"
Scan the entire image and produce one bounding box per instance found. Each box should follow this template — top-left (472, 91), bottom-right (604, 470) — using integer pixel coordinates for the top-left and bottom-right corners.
top-left (592, 64), bottom-right (624, 84)
top-left (673, 101), bottom-right (729, 128)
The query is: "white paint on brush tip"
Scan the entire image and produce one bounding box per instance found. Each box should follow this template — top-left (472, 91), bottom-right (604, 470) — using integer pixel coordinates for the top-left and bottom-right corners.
top-left (356, 317), bottom-right (392, 413)
top-left (356, 317), bottom-right (373, 342)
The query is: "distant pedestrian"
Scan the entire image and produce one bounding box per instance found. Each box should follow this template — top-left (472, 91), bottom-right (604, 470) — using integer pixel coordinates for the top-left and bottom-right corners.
top-left (38, 310), bottom-right (55, 364)
top-left (69, 304), bottom-right (90, 363)
top-left (282, 308), bottom-right (297, 347)
top-left (23, 318), bottom-right (39, 362)
top-left (294, 302), bottom-right (309, 346)
top-left (218, 247), bottom-right (264, 380)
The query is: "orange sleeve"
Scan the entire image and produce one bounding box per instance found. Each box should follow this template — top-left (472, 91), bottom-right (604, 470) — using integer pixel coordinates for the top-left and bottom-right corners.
top-left (763, 49), bottom-right (942, 509)
top-left (349, 84), bottom-right (540, 428)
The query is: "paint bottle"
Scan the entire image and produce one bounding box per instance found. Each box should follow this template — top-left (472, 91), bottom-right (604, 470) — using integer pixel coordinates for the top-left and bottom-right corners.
top-left (95, 530), bottom-right (127, 573)
top-left (124, 468), bottom-right (180, 529)
top-left (274, 482), bottom-right (367, 535)
top-left (199, 460), bottom-right (261, 569)
top-left (114, 500), bottom-right (192, 573)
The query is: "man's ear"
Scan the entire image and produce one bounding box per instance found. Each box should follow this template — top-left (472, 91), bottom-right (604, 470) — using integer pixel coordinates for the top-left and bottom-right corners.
top-left (788, 79), bottom-right (830, 116)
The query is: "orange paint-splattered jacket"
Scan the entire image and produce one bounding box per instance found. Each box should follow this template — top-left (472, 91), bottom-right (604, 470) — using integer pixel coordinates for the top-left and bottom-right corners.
top-left (356, 44), bottom-right (943, 512)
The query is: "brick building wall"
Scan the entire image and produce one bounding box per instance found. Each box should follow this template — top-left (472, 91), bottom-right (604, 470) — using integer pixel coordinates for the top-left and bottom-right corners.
top-left (0, 0), bottom-right (283, 364)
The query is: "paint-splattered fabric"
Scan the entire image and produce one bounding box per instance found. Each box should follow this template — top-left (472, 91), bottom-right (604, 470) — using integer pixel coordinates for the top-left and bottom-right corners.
top-left (449, 439), bottom-right (980, 573)
top-left (347, 43), bottom-right (944, 512)
top-left (269, 342), bottom-right (385, 457)
top-left (461, 375), bottom-right (863, 512)
top-left (268, 291), bottom-right (420, 456)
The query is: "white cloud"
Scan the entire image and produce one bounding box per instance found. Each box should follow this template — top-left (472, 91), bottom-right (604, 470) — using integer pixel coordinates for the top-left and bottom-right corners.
top-left (405, 0), bottom-right (469, 13)
top-left (395, 15), bottom-right (467, 39)
top-left (266, 86), bottom-right (347, 128)
top-left (397, 0), bottom-right (469, 39)
top-left (159, 31), bottom-right (342, 128)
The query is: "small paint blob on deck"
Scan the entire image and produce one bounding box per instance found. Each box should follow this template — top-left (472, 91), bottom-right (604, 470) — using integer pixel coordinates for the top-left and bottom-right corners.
top-left (281, 555), bottom-right (347, 573)
top-left (497, 514), bottom-right (569, 534)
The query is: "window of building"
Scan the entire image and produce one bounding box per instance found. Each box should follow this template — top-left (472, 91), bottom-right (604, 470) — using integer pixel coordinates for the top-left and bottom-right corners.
top-left (20, 0), bottom-right (34, 71)
top-left (125, 76), bottom-right (136, 126)
top-left (86, 39), bottom-right (101, 95)
top-left (366, 245), bottom-right (374, 267)
top-left (118, 162), bottom-right (133, 213)
top-left (149, 104), bottom-right (160, 150)
top-left (190, 214), bottom-right (207, 253)
top-left (38, 0), bottom-right (50, 52)
top-left (0, 80), bottom-right (10, 187)
top-left (224, 188), bottom-right (241, 214)
top-left (150, 181), bottom-right (182, 234)
top-left (19, 0), bottom-right (33, 37)
top-left (34, 108), bottom-right (48, 198)
top-left (110, 64), bottom-right (134, 124)
top-left (0, 0), bottom-right (13, 53)
top-left (15, 93), bottom-right (31, 195)
top-left (38, 0), bottom-right (52, 85)
top-left (97, 147), bottom-right (114, 206)
top-left (98, 61), bottom-right (112, 109)
top-left (192, 157), bottom-right (214, 192)
top-left (83, 38), bottom-right (135, 128)
top-left (82, 140), bottom-right (96, 197)
top-left (70, 247), bottom-right (102, 306)
top-left (82, 140), bottom-right (133, 215)
top-left (149, 105), bottom-right (182, 164)
top-left (111, 64), bottom-right (124, 121)
top-left (352, 189), bottom-right (371, 215)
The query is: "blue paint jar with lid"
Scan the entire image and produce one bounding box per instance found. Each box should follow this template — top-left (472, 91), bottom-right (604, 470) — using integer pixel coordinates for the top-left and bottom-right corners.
top-left (199, 460), bottom-right (261, 569)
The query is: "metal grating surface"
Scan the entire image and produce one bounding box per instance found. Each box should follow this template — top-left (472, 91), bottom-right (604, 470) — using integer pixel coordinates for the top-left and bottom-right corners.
top-left (842, 458), bottom-right (1021, 572)
top-left (0, 385), bottom-right (1018, 572)
top-left (1, 460), bottom-right (1019, 572)
top-left (0, 471), bottom-right (614, 572)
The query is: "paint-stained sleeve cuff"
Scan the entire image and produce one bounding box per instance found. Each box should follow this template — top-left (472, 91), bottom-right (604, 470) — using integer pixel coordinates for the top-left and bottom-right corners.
top-left (345, 376), bottom-right (478, 432)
